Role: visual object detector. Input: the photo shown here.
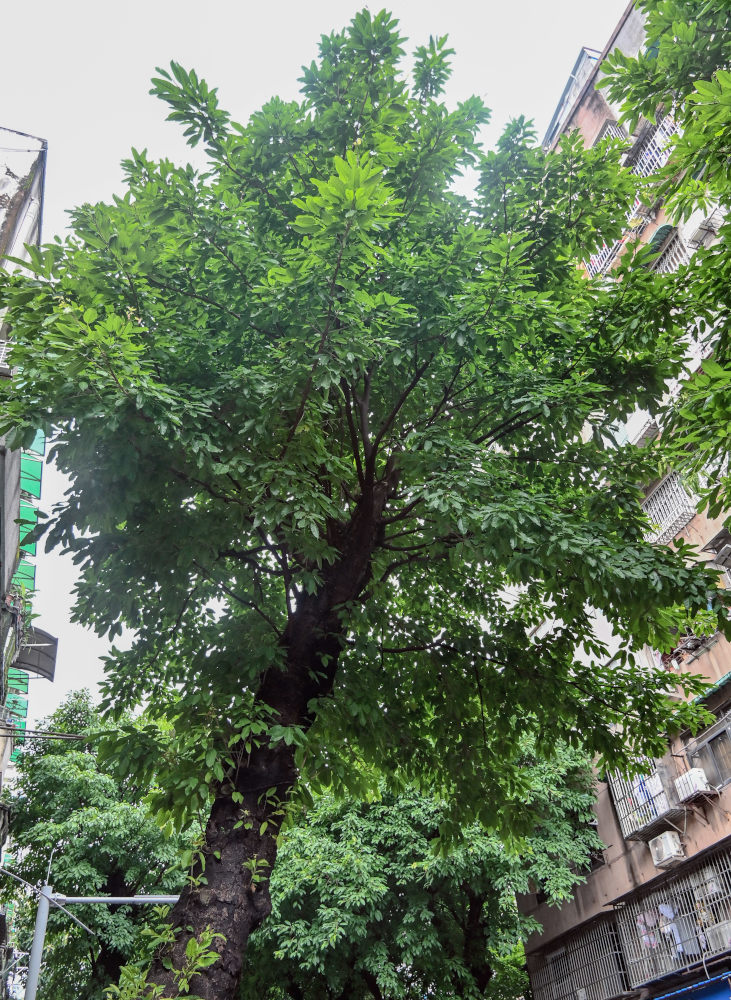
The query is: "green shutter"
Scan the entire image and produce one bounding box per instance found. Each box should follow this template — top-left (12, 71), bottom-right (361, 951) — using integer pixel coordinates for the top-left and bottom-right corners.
top-left (5, 694), bottom-right (28, 718)
top-left (26, 430), bottom-right (45, 456)
top-left (7, 669), bottom-right (29, 694)
top-left (20, 455), bottom-right (42, 499)
top-left (18, 503), bottom-right (38, 556)
top-left (12, 560), bottom-right (35, 590)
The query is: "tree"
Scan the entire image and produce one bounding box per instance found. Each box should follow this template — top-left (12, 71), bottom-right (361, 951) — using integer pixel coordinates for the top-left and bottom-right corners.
top-left (239, 742), bottom-right (600, 1000)
top-left (600, 0), bottom-right (731, 514)
top-left (0, 10), bottom-right (725, 998)
top-left (2, 693), bottom-right (187, 1000)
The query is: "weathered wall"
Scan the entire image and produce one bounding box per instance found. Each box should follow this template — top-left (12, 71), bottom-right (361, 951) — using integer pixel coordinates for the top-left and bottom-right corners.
top-left (546, 4), bottom-right (645, 150)
top-left (524, 752), bottom-right (731, 952)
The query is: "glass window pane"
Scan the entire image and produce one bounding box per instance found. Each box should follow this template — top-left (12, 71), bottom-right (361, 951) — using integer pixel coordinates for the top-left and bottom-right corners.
top-left (711, 731), bottom-right (731, 782)
top-left (692, 743), bottom-right (721, 786)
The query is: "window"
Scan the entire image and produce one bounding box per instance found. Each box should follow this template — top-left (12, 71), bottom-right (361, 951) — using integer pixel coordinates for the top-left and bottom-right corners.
top-left (593, 119), bottom-right (627, 146)
top-left (608, 766), bottom-right (676, 839)
top-left (617, 845), bottom-right (731, 987)
top-left (691, 729), bottom-right (731, 786)
top-left (531, 917), bottom-right (628, 1000)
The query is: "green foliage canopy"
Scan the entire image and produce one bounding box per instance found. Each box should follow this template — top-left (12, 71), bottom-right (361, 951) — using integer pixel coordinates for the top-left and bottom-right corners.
top-left (0, 9), bottom-right (726, 996)
top-left (240, 743), bottom-right (600, 1000)
top-left (1, 692), bottom-right (187, 1000)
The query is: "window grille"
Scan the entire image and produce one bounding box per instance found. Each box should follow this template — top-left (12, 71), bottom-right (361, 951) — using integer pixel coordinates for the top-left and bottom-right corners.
top-left (586, 239), bottom-right (623, 278)
top-left (617, 845), bottom-right (731, 987)
top-left (0, 340), bottom-right (10, 367)
top-left (652, 231), bottom-right (691, 274)
top-left (594, 119), bottom-right (627, 146)
top-left (585, 197), bottom-right (649, 278)
top-left (607, 764), bottom-right (682, 840)
top-left (628, 115), bottom-right (679, 179)
top-left (641, 473), bottom-right (698, 545)
top-left (691, 731), bottom-right (731, 787)
top-left (584, 115), bottom-right (678, 277)
top-left (530, 916), bottom-right (628, 1000)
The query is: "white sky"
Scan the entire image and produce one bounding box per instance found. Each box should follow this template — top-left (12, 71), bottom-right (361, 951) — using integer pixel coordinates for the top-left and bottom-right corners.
top-left (1, 0), bottom-right (630, 724)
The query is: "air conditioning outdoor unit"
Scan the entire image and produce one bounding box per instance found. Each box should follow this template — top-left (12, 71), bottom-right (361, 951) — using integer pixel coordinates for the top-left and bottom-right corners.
top-left (675, 768), bottom-right (712, 802)
top-left (649, 830), bottom-right (684, 868)
top-left (704, 920), bottom-right (731, 953)
top-left (712, 543), bottom-right (731, 569)
top-left (576, 989), bottom-right (587, 1000)
top-left (687, 210), bottom-right (723, 248)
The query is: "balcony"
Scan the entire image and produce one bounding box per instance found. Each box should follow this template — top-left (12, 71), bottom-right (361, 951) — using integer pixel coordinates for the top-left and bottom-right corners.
top-left (607, 761), bottom-right (685, 841)
top-left (617, 844), bottom-right (731, 987)
top-left (529, 915), bottom-right (628, 1000)
top-left (625, 115), bottom-right (679, 179)
top-left (651, 230), bottom-right (691, 275)
top-left (530, 844), bottom-right (731, 1000)
top-left (584, 115), bottom-right (678, 279)
top-left (585, 196), bottom-right (650, 278)
top-left (641, 473), bottom-right (698, 546)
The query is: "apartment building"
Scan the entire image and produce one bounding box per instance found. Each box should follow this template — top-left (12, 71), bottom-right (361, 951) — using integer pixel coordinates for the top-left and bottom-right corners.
top-left (0, 124), bottom-right (58, 994)
top-left (521, 8), bottom-right (731, 1000)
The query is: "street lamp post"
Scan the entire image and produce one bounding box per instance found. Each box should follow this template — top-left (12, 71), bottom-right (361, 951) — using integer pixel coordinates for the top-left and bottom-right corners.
top-left (23, 886), bottom-right (180, 1000)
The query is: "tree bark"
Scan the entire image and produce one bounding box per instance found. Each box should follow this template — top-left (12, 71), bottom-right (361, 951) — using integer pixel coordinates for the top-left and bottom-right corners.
top-left (146, 477), bottom-right (396, 998)
top-left (362, 969), bottom-right (385, 1000)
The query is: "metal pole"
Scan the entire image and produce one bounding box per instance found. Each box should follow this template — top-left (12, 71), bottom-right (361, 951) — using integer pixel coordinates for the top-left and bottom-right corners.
top-left (19, 888), bottom-right (179, 999)
top-left (53, 895), bottom-right (179, 905)
top-left (24, 884), bottom-right (51, 1000)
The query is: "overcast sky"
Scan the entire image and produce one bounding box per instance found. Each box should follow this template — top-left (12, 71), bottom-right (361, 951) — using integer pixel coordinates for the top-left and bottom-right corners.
top-left (2, 0), bottom-right (630, 723)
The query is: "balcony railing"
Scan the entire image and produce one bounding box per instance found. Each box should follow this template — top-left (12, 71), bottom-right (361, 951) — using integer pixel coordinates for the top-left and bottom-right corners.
top-left (529, 916), bottom-right (628, 1000)
top-left (584, 116), bottom-right (679, 278)
top-left (593, 119), bottom-right (627, 146)
top-left (652, 230), bottom-right (691, 274)
top-left (607, 761), bottom-right (684, 841)
top-left (617, 844), bottom-right (731, 987)
top-left (641, 473), bottom-right (698, 545)
top-left (627, 115), bottom-right (679, 179)
top-left (530, 844), bottom-right (731, 1000)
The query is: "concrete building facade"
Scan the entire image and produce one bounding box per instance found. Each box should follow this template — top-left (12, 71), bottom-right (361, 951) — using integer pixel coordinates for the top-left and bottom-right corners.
top-left (0, 124), bottom-right (58, 995)
top-left (522, 8), bottom-right (731, 1000)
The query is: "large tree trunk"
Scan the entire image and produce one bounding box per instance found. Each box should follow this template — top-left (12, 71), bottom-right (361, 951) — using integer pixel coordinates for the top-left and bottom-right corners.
top-left (147, 741), bottom-right (294, 998)
top-left (146, 480), bottom-right (395, 998)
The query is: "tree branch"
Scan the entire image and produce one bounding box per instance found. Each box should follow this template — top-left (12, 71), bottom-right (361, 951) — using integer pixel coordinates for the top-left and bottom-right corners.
top-left (342, 379), bottom-right (365, 488)
top-left (281, 220), bottom-right (353, 454)
top-left (193, 560), bottom-right (283, 635)
top-left (369, 353), bottom-right (435, 466)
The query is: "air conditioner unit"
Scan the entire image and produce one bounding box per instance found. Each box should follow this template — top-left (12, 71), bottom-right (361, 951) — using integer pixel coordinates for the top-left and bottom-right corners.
top-left (649, 830), bottom-right (684, 868)
top-left (704, 920), bottom-right (731, 953)
top-left (675, 768), bottom-right (712, 802)
top-left (712, 544), bottom-right (731, 569)
top-left (687, 210), bottom-right (723, 248)
top-left (576, 989), bottom-right (587, 1000)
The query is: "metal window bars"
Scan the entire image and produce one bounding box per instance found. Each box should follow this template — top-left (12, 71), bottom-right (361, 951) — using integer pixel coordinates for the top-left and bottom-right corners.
top-left (652, 230), bottom-right (691, 274)
top-left (585, 116), bottom-right (679, 277)
top-left (593, 119), bottom-right (627, 146)
top-left (530, 916), bottom-right (629, 1000)
top-left (628, 115), bottom-right (679, 179)
top-left (617, 846), bottom-right (731, 987)
top-left (531, 845), bottom-right (731, 1000)
top-left (0, 341), bottom-right (10, 368)
top-left (585, 197), bottom-right (650, 278)
top-left (607, 763), bottom-right (683, 841)
top-left (641, 473), bottom-right (698, 545)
